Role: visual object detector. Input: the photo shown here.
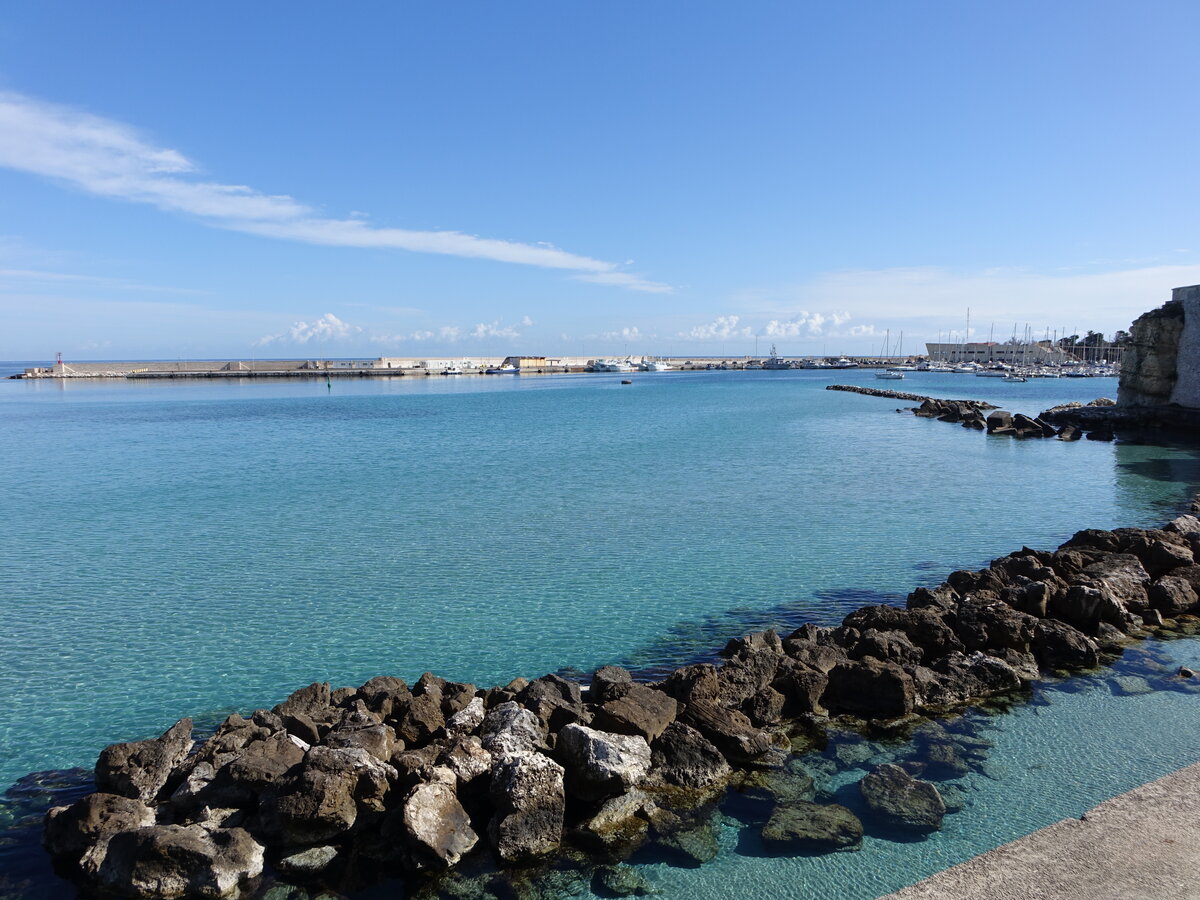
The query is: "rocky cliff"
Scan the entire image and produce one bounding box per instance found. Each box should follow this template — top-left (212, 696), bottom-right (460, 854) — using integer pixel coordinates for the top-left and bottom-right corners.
top-left (1118, 284), bottom-right (1199, 408)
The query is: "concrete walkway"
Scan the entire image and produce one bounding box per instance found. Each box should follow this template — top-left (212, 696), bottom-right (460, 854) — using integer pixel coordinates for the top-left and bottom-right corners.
top-left (880, 761), bottom-right (1200, 900)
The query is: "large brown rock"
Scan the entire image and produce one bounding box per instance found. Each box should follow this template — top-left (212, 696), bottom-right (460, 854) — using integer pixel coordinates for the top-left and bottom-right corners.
top-left (656, 664), bottom-right (721, 704)
top-left (648, 722), bottom-right (731, 790)
top-left (44, 793), bottom-right (156, 875)
top-left (715, 650), bottom-right (782, 707)
top-left (488, 752), bottom-right (566, 865)
top-left (843, 605), bottom-right (961, 661)
top-left (678, 699), bottom-right (771, 765)
top-left (395, 692), bottom-right (445, 746)
top-left (822, 658), bottom-right (916, 718)
top-left (589, 665), bottom-right (634, 703)
top-left (1149, 575), bottom-right (1200, 617)
top-left (273, 682), bottom-right (333, 721)
top-left (557, 724), bottom-right (651, 802)
top-left (401, 781), bottom-right (478, 870)
top-left (261, 746), bottom-right (395, 846)
top-left (95, 718), bottom-right (194, 805)
top-left (223, 731), bottom-right (306, 793)
top-left (592, 684), bottom-right (678, 742)
top-left (771, 658), bottom-right (830, 715)
top-left (1031, 618), bottom-right (1100, 669)
top-left (481, 701), bottom-right (546, 758)
top-left (95, 825), bottom-right (264, 899)
top-left (951, 598), bottom-right (1037, 653)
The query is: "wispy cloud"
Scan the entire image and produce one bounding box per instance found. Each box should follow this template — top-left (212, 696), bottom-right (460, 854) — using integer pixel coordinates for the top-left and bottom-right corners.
top-left (573, 271), bottom-right (673, 294)
top-left (0, 267), bottom-right (205, 294)
top-left (255, 312), bottom-right (361, 346)
top-left (682, 315), bottom-right (752, 340)
top-left (0, 91), bottom-right (669, 292)
top-left (601, 326), bottom-right (641, 341)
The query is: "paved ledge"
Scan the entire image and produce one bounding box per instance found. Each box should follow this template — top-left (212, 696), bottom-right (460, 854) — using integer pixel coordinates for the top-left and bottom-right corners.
top-left (879, 761), bottom-right (1200, 900)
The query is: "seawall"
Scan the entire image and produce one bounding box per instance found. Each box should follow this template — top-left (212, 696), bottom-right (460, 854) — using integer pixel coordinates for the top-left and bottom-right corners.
top-left (879, 760), bottom-right (1200, 900)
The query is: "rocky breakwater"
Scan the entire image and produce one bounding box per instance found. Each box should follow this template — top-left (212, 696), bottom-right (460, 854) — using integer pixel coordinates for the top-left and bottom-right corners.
top-left (42, 502), bottom-right (1200, 899)
top-left (827, 384), bottom-right (998, 408)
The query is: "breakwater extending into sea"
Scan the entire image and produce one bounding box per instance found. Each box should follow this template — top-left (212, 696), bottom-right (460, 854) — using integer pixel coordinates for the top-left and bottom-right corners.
top-left (2, 369), bottom-right (1199, 898)
top-left (38, 490), bottom-right (1200, 899)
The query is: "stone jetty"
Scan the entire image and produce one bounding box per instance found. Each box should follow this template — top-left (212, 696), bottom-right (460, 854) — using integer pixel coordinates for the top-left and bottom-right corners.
top-left (42, 497), bottom-right (1200, 899)
top-left (826, 384), bottom-right (997, 407)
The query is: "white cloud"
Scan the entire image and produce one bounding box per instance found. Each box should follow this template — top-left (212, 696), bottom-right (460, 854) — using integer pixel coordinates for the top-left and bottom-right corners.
top-left (520, 315), bottom-right (534, 327)
top-left (847, 324), bottom-right (877, 336)
top-left (763, 311), bottom-right (851, 337)
top-left (0, 91), bottom-right (670, 291)
top-left (601, 326), bottom-right (641, 341)
top-left (471, 320), bottom-right (520, 339)
top-left (0, 266), bottom-right (204, 294)
top-left (572, 271), bottom-right (674, 293)
top-left (255, 312), bottom-right (361, 346)
top-left (440, 326), bottom-right (461, 341)
top-left (683, 315), bottom-right (752, 340)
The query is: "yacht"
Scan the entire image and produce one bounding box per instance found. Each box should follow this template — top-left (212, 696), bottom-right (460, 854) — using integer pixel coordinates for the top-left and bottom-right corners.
top-left (592, 359), bottom-right (636, 373)
top-left (443, 364), bottom-right (463, 375)
top-left (829, 358), bottom-right (859, 369)
top-left (485, 364), bottom-right (519, 374)
top-left (638, 358), bottom-right (673, 372)
top-left (875, 370), bottom-right (905, 380)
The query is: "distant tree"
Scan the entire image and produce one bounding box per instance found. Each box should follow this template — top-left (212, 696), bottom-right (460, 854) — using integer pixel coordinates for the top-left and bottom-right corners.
top-left (1112, 329), bottom-right (1132, 345)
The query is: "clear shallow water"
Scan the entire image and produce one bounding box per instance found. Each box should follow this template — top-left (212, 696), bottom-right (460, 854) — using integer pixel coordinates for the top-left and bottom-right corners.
top-left (575, 636), bottom-right (1200, 900)
top-left (1, 368), bottom-right (1199, 897)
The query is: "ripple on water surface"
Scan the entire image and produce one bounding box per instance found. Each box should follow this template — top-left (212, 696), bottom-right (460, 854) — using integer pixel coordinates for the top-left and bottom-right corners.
top-left (1, 371), bottom-right (1199, 894)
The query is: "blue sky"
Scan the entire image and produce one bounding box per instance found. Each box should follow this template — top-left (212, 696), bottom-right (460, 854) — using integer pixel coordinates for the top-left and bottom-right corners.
top-left (1, 1), bottom-right (1199, 360)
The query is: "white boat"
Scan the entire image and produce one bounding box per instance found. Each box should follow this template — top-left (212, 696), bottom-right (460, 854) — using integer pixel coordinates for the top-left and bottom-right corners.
top-left (1002, 373), bottom-right (1027, 382)
top-left (485, 365), bottom-right (519, 374)
top-left (443, 365), bottom-right (463, 375)
top-left (875, 371), bottom-right (905, 380)
top-left (592, 359), bottom-right (636, 373)
top-left (889, 365), bottom-right (917, 371)
top-left (929, 365), bottom-right (955, 373)
top-left (638, 358), bottom-right (673, 372)
top-left (975, 369), bottom-right (1007, 377)
top-left (829, 358), bottom-right (859, 369)
top-left (744, 360), bottom-right (763, 370)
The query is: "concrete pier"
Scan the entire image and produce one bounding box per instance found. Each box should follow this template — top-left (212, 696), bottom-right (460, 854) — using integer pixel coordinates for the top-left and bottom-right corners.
top-left (879, 762), bottom-right (1200, 900)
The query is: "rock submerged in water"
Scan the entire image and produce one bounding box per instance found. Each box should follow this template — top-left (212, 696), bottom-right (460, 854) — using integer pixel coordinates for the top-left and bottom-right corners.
top-left (760, 801), bottom-right (863, 852)
top-left (859, 764), bottom-right (946, 833)
top-left (38, 495), bottom-right (1200, 898)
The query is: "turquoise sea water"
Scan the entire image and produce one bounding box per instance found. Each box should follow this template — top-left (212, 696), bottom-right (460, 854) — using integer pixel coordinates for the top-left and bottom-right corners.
top-left (1, 368), bottom-right (1199, 897)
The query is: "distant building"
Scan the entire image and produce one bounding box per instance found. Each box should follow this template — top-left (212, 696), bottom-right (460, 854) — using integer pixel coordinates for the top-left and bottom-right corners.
top-left (502, 356), bottom-right (551, 370)
top-left (924, 341), bottom-right (1074, 364)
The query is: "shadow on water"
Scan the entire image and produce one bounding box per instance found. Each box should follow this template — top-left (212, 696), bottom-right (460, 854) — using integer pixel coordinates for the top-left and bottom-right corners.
top-left (604, 586), bottom-right (907, 682)
top-left (0, 770), bottom-right (91, 900)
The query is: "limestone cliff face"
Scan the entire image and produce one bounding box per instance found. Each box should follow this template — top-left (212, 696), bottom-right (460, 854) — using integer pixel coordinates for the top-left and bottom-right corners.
top-left (1170, 285), bottom-right (1200, 409)
top-left (1118, 285), bottom-right (1196, 408)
